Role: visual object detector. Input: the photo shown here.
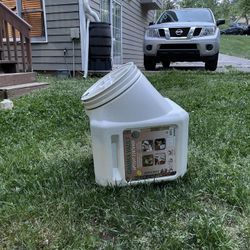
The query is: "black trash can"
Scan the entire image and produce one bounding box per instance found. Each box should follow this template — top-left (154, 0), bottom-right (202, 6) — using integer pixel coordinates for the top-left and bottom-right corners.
top-left (89, 22), bottom-right (112, 71)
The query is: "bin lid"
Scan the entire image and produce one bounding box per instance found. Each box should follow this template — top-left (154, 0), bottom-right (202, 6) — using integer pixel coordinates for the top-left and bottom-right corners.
top-left (81, 62), bottom-right (141, 110)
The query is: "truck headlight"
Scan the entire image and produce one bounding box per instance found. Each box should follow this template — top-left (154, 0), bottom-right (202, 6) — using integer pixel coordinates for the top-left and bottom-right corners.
top-left (146, 28), bottom-right (159, 38)
top-left (201, 27), bottom-right (216, 36)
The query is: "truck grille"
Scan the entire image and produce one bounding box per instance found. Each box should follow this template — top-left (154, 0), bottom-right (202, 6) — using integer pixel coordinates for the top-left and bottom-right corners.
top-left (193, 28), bottom-right (202, 36)
top-left (169, 28), bottom-right (190, 37)
top-left (159, 29), bottom-right (165, 37)
top-left (160, 44), bottom-right (197, 50)
top-left (158, 28), bottom-right (202, 38)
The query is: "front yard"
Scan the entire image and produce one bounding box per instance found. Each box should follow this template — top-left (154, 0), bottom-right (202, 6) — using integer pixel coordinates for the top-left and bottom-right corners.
top-left (0, 71), bottom-right (249, 249)
top-left (220, 35), bottom-right (250, 59)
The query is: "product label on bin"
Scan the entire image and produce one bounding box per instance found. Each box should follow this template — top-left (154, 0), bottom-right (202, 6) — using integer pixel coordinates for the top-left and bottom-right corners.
top-left (123, 125), bottom-right (177, 182)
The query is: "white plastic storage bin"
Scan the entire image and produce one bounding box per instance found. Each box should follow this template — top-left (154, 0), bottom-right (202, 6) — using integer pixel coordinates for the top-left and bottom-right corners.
top-left (81, 62), bottom-right (189, 186)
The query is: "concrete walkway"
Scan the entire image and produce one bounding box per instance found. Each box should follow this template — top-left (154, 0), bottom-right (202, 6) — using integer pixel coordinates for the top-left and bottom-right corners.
top-left (169, 53), bottom-right (250, 72)
top-left (217, 54), bottom-right (250, 72)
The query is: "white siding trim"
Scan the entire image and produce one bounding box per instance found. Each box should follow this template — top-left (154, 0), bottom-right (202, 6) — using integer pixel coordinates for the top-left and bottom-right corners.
top-left (79, 0), bottom-right (85, 71)
top-left (41, 0), bottom-right (48, 43)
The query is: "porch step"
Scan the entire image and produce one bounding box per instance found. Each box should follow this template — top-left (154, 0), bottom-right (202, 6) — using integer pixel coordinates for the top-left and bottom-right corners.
top-left (0, 82), bottom-right (49, 99)
top-left (0, 72), bottom-right (37, 87)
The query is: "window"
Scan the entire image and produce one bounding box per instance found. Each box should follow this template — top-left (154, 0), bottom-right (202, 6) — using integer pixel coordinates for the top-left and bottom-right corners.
top-left (157, 9), bottom-right (214, 24)
top-left (1, 0), bottom-right (47, 42)
top-left (2, 0), bottom-right (16, 10)
top-left (100, 0), bottom-right (122, 65)
top-left (101, 0), bottom-right (110, 23)
top-left (112, 1), bottom-right (122, 65)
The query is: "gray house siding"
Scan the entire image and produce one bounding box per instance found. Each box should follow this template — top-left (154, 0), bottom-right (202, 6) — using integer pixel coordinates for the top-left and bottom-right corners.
top-left (31, 0), bottom-right (155, 71)
top-left (90, 0), bottom-right (100, 13)
top-left (32, 0), bottom-right (82, 71)
top-left (122, 1), bottom-right (154, 66)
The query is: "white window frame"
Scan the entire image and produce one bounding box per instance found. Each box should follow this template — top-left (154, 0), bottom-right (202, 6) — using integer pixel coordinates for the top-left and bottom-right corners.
top-left (112, 0), bottom-right (123, 65)
top-left (100, 0), bottom-right (123, 66)
top-left (100, 0), bottom-right (111, 23)
top-left (15, 0), bottom-right (48, 43)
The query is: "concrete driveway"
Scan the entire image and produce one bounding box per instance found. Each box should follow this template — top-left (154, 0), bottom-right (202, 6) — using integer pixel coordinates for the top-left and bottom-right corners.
top-left (169, 53), bottom-right (250, 72)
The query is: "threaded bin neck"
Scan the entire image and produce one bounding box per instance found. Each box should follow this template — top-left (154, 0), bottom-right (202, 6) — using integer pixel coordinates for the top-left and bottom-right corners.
top-left (81, 62), bottom-right (141, 110)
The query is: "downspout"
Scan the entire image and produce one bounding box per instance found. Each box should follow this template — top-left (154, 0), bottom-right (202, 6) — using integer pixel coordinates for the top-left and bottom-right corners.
top-left (83, 0), bottom-right (100, 22)
top-left (80, 0), bottom-right (100, 78)
top-left (84, 18), bottom-right (90, 78)
top-left (79, 0), bottom-right (86, 75)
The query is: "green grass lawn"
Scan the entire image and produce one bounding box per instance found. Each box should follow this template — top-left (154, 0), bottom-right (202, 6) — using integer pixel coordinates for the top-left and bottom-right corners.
top-left (220, 35), bottom-right (250, 59)
top-left (0, 71), bottom-right (250, 249)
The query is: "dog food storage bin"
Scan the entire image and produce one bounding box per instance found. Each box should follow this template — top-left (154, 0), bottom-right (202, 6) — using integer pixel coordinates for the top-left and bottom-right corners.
top-left (81, 62), bottom-right (189, 186)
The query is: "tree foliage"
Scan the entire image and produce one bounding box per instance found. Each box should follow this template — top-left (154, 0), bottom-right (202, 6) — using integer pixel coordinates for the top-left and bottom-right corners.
top-left (159, 0), bottom-right (250, 24)
top-left (238, 0), bottom-right (250, 23)
top-left (181, 0), bottom-right (219, 17)
top-left (161, 0), bottom-right (176, 9)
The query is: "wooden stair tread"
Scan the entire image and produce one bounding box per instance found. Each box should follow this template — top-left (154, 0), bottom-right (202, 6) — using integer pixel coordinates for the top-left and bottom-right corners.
top-left (0, 60), bottom-right (18, 64)
top-left (0, 82), bottom-right (49, 99)
top-left (0, 72), bottom-right (37, 86)
top-left (0, 72), bottom-right (35, 77)
top-left (0, 82), bottom-right (49, 90)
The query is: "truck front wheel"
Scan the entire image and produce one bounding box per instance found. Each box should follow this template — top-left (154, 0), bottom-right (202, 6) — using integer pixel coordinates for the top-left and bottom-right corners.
top-left (144, 55), bottom-right (156, 70)
top-left (205, 53), bottom-right (218, 71)
top-left (162, 59), bottom-right (170, 69)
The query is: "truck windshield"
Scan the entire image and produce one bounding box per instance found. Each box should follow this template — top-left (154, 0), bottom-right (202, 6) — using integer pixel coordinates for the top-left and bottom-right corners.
top-left (157, 9), bottom-right (214, 24)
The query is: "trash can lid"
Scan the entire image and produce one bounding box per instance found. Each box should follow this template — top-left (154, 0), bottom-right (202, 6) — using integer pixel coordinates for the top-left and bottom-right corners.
top-left (81, 62), bottom-right (141, 110)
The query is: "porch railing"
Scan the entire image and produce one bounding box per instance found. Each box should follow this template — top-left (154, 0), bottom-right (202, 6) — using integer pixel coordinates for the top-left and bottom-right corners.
top-left (0, 2), bottom-right (32, 72)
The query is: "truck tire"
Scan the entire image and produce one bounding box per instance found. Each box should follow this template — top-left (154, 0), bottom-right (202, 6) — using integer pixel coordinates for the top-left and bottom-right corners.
top-left (205, 53), bottom-right (218, 71)
top-left (144, 55), bottom-right (156, 70)
top-left (162, 59), bottom-right (170, 69)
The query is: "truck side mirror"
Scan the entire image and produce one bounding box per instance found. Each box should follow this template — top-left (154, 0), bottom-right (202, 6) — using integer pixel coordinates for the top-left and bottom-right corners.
top-left (216, 19), bottom-right (225, 26)
top-left (149, 22), bottom-right (154, 26)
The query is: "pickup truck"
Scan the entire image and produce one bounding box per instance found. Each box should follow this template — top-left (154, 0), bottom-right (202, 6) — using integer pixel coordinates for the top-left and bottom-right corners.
top-left (144, 8), bottom-right (225, 71)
